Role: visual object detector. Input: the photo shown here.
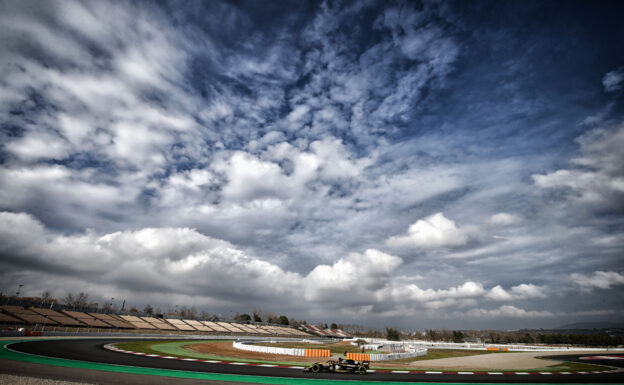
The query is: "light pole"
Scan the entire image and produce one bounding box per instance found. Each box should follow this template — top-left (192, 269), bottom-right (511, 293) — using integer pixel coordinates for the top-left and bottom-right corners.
top-left (14, 284), bottom-right (23, 305)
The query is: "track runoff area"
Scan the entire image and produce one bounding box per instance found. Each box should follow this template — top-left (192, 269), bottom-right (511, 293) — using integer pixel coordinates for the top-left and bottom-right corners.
top-left (1, 338), bottom-right (623, 384)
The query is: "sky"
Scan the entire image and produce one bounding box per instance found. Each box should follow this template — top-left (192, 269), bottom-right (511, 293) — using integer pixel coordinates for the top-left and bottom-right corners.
top-left (0, 0), bottom-right (623, 331)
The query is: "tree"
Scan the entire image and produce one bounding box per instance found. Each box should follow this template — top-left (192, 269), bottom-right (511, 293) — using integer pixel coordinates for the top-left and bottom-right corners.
top-left (278, 315), bottom-right (289, 325)
top-left (452, 330), bottom-right (464, 343)
top-left (62, 293), bottom-right (75, 307)
top-left (75, 292), bottom-right (89, 308)
top-left (252, 310), bottom-right (263, 322)
top-left (330, 323), bottom-right (338, 329)
top-left (143, 304), bottom-right (154, 315)
top-left (129, 307), bottom-right (139, 314)
top-left (386, 327), bottom-right (401, 341)
top-left (235, 313), bottom-right (251, 322)
top-left (39, 291), bottom-right (54, 306)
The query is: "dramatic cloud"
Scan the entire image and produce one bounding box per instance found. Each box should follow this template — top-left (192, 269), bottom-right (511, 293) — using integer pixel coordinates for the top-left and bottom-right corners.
top-left (386, 213), bottom-right (469, 248)
top-left (486, 284), bottom-right (547, 301)
top-left (603, 68), bottom-right (624, 92)
top-left (570, 271), bottom-right (624, 291)
top-left (1, 1), bottom-right (623, 329)
top-left (532, 124), bottom-right (624, 211)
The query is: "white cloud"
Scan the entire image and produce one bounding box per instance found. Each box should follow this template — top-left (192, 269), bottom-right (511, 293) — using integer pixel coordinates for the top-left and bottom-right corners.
top-left (464, 305), bottom-right (554, 319)
top-left (570, 271), bottom-right (624, 290)
top-left (1, 210), bottom-right (559, 319)
top-left (602, 68), bottom-right (624, 92)
top-left (532, 124), bottom-right (624, 210)
top-left (486, 283), bottom-right (547, 301)
top-left (386, 212), bottom-right (469, 248)
top-left (489, 213), bottom-right (520, 226)
top-left (303, 249), bottom-right (402, 301)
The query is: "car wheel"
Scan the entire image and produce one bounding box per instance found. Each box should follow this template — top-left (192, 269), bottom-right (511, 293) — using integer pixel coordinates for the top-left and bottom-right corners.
top-left (357, 366), bottom-right (366, 375)
top-left (311, 364), bottom-right (321, 373)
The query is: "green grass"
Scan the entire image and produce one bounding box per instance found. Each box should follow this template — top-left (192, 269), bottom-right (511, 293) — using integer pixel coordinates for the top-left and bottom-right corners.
top-left (115, 340), bottom-right (611, 372)
top-left (116, 340), bottom-right (311, 366)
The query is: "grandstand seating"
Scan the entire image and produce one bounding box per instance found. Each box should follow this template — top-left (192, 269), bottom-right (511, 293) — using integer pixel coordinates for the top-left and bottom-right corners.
top-left (63, 310), bottom-right (112, 327)
top-left (89, 313), bottom-right (134, 328)
top-left (234, 324), bottom-right (259, 334)
top-left (301, 324), bottom-right (332, 337)
top-left (119, 315), bottom-right (156, 329)
top-left (202, 321), bottom-right (228, 332)
top-left (164, 318), bottom-right (196, 331)
top-left (1, 304), bottom-right (312, 337)
top-left (0, 313), bottom-right (21, 323)
top-left (0, 305), bottom-right (57, 325)
top-left (182, 319), bottom-right (213, 332)
top-left (29, 307), bottom-right (84, 326)
top-left (140, 316), bottom-right (177, 331)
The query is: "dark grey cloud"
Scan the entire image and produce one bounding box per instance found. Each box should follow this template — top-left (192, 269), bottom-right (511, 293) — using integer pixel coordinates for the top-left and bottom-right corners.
top-left (0, 0), bottom-right (623, 329)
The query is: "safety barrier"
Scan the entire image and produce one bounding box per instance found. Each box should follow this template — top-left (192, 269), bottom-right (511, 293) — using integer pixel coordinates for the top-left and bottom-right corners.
top-left (305, 348), bottom-right (330, 357)
top-left (346, 352), bottom-right (370, 361)
top-left (348, 348), bottom-right (428, 361)
top-left (232, 341), bottom-right (305, 356)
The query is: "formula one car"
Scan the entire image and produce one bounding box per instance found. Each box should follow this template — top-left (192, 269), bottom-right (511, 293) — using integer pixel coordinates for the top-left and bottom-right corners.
top-left (305, 358), bottom-right (369, 375)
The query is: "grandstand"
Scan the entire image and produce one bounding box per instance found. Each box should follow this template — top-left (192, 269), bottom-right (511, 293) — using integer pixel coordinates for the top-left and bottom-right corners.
top-left (203, 321), bottom-right (229, 332)
top-left (63, 310), bottom-right (112, 328)
top-left (218, 322), bottom-right (244, 333)
top-left (164, 318), bottom-right (196, 331)
top-left (89, 313), bottom-right (134, 328)
top-left (299, 324), bottom-right (349, 337)
top-left (119, 315), bottom-right (156, 329)
top-left (140, 316), bottom-right (177, 331)
top-left (0, 303), bottom-right (312, 338)
top-left (0, 312), bottom-right (21, 324)
top-left (29, 307), bottom-right (84, 326)
top-left (0, 305), bottom-right (57, 325)
top-left (182, 319), bottom-right (213, 332)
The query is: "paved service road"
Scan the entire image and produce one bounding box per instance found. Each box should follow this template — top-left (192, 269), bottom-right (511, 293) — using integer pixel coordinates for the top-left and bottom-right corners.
top-left (6, 339), bottom-right (624, 384)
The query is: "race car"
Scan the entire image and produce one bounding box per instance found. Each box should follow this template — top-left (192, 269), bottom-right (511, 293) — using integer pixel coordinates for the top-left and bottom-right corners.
top-left (305, 358), bottom-right (369, 375)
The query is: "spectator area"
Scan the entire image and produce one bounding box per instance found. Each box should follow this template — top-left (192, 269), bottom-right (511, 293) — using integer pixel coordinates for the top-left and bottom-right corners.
top-left (63, 310), bottom-right (112, 328)
top-left (164, 318), bottom-right (196, 331)
top-left (140, 316), bottom-right (177, 331)
top-left (29, 307), bottom-right (84, 326)
top-left (119, 315), bottom-right (156, 329)
top-left (0, 305), bottom-right (57, 325)
top-left (89, 313), bottom-right (134, 328)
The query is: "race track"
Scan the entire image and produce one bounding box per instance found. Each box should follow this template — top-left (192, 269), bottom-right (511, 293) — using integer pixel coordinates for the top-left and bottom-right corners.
top-left (3, 338), bottom-right (624, 384)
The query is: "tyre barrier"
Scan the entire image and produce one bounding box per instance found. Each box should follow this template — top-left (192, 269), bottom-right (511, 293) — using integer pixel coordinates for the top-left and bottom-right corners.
top-left (348, 349), bottom-right (428, 361)
top-left (347, 353), bottom-right (370, 361)
top-left (305, 348), bottom-right (330, 357)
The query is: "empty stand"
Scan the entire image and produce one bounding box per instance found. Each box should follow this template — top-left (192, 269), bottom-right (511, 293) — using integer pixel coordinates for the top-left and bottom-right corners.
top-left (182, 319), bottom-right (213, 332)
top-left (140, 317), bottom-right (177, 331)
top-left (0, 313), bottom-right (21, 323)
top-left (164, 318), bottom-right (196, 331)
top-left (63, 310), bottom-right (112, 328)
top-left (29, 308), bottom-right (84, 326)
top-left (202, 321), bottom-right (228, 332)
top-left (89, 313), bottom-right (134, 328)
top-left (119, 315), bottom-right (156, 329)
top-left (0, 306), bottom-right (57, 325)
top-left (216, 322), bottom-right (243, 333)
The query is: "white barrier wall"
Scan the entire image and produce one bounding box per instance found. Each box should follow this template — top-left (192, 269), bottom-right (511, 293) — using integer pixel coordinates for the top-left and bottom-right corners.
top-left (370, 348), bottom-right (427, 361)
top-left (233, 341), bottom-right (305, 356)
top-left (364, 339), bottom-right (623, 352)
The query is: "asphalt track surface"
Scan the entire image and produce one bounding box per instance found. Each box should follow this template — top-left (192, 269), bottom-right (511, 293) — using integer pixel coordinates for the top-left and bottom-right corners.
top-left (5, 338), bottom-right (624, 384)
